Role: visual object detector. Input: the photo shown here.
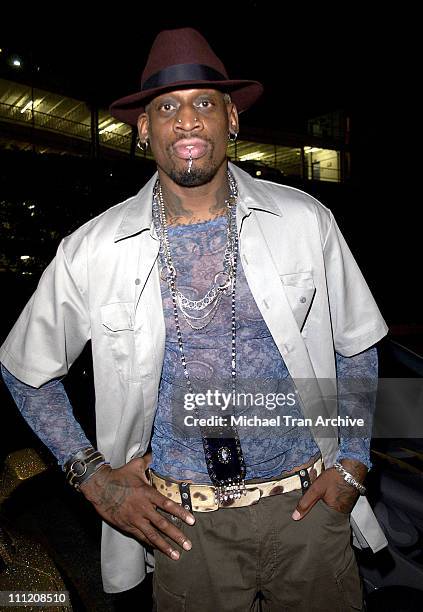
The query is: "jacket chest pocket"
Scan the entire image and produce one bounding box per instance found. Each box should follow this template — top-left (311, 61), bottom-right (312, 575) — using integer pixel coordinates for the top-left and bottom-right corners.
top-left (280, 272), bottom-right (316, 331)
top-left (100, 302), bottom-right (140, 382)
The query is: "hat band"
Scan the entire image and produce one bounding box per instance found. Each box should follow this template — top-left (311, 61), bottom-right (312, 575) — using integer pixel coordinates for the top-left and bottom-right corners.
top-left (142, 63), bottom-right (227, 91)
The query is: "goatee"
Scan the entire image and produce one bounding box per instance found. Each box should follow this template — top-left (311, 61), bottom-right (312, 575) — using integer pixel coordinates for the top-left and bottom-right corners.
top-left (168, 165), bottom-right (216, 187)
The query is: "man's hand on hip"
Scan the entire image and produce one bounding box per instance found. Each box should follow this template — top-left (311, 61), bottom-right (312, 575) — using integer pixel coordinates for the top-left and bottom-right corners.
top-left (80, 453), bottom-right (195, 560)
top-left (291, 459), bottom-right (367, 520)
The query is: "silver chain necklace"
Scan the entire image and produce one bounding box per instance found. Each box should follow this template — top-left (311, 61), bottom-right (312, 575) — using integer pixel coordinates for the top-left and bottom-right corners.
top-left (152, 171), bottom-right (246, 502)
top-left (154, 171), bottom-right (238, 330)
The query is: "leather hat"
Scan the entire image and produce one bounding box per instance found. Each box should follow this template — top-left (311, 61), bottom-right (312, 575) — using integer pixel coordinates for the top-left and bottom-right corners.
top-left (110, 27), bottom-right (263, 126)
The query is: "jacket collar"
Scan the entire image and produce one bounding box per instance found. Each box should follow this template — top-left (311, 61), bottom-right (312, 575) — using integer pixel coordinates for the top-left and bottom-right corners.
top-left (114, 161), bottom-right (282, 242)
top-left (114, 172), bottom-right (158, 242)
top-left (228, 162), bottom-right (283, 218)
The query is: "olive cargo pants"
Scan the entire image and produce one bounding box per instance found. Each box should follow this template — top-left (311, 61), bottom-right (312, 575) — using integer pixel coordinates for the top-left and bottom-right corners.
top-left (153, 489), bottom-right (363, 611)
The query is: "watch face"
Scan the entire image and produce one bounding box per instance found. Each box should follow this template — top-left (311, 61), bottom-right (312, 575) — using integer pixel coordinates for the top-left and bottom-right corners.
top-left (72, 460), bottom-right (87, 477)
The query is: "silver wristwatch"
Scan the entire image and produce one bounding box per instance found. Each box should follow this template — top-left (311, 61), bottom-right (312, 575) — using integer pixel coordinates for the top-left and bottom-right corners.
top-left (333, 462), bottom-right (366, 495)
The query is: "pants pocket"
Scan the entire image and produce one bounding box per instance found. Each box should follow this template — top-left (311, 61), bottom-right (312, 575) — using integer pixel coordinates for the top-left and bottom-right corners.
top-left (153, 574), bottom-right (186, 611)
top-left (318, 498), bottom-right (350, 522)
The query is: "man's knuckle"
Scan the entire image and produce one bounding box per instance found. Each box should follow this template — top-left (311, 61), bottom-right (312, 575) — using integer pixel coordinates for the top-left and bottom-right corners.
top-left (157, 517), bottom-right (170, 531)
top-left (162, 498), bottom-right (175, 511)
top-left (165, 545), bottom-right (175, 558)
top-left (127, 525), bottom-right (140, 537)
top-left (143, 526), bottom-right (158, 542)
top-left (177, 533), bottom-right (187, 546)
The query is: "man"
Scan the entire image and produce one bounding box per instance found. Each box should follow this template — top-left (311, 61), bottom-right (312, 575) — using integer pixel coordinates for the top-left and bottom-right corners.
top-left (1, 28), bottom-right (388, 611)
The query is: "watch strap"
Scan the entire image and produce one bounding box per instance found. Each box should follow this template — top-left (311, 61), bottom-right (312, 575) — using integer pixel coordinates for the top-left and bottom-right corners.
top-left (64, 446), bottom-right (109, 491)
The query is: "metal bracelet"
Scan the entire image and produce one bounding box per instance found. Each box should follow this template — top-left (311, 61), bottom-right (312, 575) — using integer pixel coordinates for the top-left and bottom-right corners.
top-left (333, 462), bottom-right (367, 495)
top-left (64, 446), bottom-right (109, 491)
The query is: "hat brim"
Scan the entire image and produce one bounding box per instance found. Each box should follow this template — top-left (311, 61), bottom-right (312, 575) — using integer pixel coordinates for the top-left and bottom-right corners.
top-left (109, 79), bottom-right (263, 126)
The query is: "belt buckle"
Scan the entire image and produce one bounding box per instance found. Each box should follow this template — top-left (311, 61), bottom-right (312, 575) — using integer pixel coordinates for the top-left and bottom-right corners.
top-left (217, 486), bottom-right (260, 508)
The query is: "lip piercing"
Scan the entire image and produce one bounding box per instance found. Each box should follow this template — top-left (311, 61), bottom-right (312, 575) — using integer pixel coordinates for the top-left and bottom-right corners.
top-left (187, 145), bottom-right (194, 173)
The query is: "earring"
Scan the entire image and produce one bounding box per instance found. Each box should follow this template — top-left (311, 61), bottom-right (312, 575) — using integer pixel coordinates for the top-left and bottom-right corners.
top-left (137, 138), bottom-right (149, 152)
top-left (228, 131), bottom-right (238, 142)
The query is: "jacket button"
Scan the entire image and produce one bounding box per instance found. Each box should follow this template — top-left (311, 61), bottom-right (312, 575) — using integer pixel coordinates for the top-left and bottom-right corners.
top-left (300, 296), bottom-right (306, 303)
top-left (135, 278), bottom-right (141, 285)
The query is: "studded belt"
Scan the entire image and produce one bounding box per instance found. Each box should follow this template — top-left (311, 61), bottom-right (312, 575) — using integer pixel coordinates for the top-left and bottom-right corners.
top-left (149, 456), bottom-right (323, 513)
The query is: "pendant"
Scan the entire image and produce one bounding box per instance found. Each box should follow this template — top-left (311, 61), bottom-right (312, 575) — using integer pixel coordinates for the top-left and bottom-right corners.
top-left (217, 446), bottom-right (231, 464)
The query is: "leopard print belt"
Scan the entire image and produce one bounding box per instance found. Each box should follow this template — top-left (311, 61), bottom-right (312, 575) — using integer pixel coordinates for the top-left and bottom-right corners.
top-left (149, 456), bottom-right (323, 513)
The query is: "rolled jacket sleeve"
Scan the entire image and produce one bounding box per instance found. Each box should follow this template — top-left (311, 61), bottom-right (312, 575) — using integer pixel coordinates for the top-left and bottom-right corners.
top-left (323, 212), bottom-right (388, 356)
top-left (0, 239), bottom-right (91, 388)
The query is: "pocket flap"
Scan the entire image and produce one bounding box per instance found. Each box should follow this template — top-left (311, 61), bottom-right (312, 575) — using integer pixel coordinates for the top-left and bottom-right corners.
top-left (100, 302), bottom-right (134, 331)
top-left (280, 271), bottom-right (315, 290)
top-left (280, 272), bottom-right (315, 330)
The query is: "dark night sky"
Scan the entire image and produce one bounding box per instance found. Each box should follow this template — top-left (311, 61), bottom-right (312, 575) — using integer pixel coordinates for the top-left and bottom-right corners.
top-left (0, 2), bottom-right (397, 132)
top-left (0, 3), bottom-right (413, 194)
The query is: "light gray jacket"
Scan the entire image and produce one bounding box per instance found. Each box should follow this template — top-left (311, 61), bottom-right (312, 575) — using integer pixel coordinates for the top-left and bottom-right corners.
top-left (0, 163), bottom-right (389, 592)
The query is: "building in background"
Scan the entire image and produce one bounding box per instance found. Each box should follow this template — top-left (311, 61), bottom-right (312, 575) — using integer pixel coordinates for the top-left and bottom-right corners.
top-left (0, 76), bottom-right (348, 184)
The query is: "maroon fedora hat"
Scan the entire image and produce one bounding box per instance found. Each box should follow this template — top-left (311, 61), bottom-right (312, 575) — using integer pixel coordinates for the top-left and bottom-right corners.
top-left (110, 27), bottom-right (263, 126)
